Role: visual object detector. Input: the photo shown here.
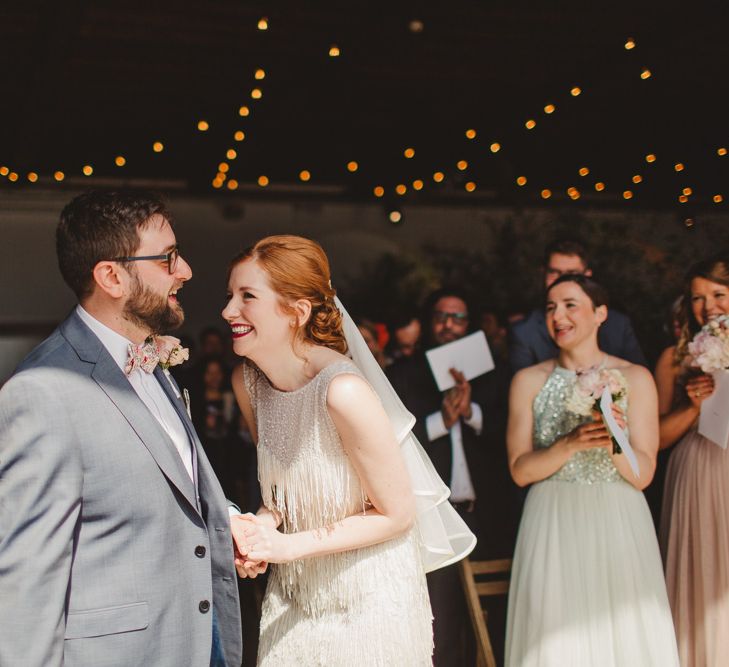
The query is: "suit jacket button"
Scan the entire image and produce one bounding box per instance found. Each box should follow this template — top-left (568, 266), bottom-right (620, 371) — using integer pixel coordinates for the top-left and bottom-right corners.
top-left (199, 600), bottom-right (211, 613)
top-left (195, 545), bottom-right (206, 558)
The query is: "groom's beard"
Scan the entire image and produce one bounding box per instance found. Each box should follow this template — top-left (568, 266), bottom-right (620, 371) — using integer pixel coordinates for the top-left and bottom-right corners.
top-left (123, 272), bottom-right (184, 335)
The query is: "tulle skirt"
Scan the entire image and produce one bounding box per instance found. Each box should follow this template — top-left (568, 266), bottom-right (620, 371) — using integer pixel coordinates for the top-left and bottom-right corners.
top-left (506, 479), bottom-right (679, 667)
top-left (660, 428), bottom-right (729, 667)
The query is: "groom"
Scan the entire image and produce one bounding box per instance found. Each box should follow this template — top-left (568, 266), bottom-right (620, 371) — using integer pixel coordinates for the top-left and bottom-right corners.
top-left (0, 191), bottom-right (242, 666)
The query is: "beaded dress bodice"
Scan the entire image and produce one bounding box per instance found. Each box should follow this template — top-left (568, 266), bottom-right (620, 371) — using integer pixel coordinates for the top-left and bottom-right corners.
top-left (533, 365), bottom-right (625, 484)
top-left (242, 359), bottom-right (424, 621)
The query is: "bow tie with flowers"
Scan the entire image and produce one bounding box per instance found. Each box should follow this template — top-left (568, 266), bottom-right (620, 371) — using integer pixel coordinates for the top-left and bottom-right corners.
top-left (125, 335), bottom-right (189, 375)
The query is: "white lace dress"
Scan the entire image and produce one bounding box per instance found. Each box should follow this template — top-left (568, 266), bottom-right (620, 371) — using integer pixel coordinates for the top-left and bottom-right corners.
top-left (243, 360), bottom-right (433, 666)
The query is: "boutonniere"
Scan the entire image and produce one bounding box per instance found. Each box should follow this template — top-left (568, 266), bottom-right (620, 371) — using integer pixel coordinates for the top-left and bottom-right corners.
top-left (688, 314), bottom-right (729, 372)
top-left (155, 335), bottom-right (190, 370)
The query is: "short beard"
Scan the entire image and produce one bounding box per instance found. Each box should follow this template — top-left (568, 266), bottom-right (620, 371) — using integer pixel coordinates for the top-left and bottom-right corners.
top-left (123, 270), bottom-right (184, 335)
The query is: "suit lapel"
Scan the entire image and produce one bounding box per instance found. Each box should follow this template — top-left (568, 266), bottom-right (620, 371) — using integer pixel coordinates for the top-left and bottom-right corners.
top-left (154, 368), bottom-right (229, 519)
top-left (154, 367), bottom-right (200, 492)
top-left (61, 313), bottom-right (199, 512)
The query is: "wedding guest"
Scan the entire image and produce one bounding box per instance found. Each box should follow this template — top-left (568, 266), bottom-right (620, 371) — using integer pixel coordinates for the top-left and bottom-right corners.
top-left (191, 357), bottom-right (238, 499)
top-left (509, 238), bottom-right (646, 372)
top-left (505, 273), bottom-right (678, 666)
top-left (0, 190), bottom-right (242, 666)
top-left (385, 309), bottom-right (422, 366)
top-left (355, 317), bottom-right (387, 368)
top-left (387, 286), bottom-right (514, 666)
top-left (657, 255), bottom-right (729, 667)
top-left (479, 305), bottom-right (509, 364)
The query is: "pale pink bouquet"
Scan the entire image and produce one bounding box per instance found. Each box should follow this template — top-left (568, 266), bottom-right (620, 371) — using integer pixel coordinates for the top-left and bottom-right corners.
top-left (566, 367), bottom-right (628, 453)
top-left (687, 315), bottom-right (729, 373)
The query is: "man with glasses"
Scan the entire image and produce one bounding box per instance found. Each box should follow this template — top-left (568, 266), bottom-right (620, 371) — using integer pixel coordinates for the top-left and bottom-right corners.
top-left (509, 237), bottom-right (646, 372)
top-left (0, 191), bottom-right (242, 667)
top-left (387, 286), bottom-right (513, 666)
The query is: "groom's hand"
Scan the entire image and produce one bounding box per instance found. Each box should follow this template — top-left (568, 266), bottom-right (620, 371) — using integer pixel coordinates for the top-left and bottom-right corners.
top-left (231, 514), bottom-right (268, 579)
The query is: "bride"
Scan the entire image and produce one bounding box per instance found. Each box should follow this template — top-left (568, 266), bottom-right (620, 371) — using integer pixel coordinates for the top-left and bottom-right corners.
top-left (222, 235), bottom-right (473, 665)
top-left (504, 273), bottom-right (678, 666)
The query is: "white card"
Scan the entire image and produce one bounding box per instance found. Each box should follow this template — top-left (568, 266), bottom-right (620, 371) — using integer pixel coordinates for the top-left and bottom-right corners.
top-left (698, 370), bottom-right (729, 449)
top-left (600, 387), bottom-right (640, 479)
top-left (425, 330), bottom-right (495, 392)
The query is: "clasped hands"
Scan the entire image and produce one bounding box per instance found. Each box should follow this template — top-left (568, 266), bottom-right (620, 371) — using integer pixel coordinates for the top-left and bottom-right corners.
top-left (441, 369), bottom-right (472, 429)
top-left (562, 405), bottom-right (627, 454)
top-left (229, 513), bottom-right (292, 579)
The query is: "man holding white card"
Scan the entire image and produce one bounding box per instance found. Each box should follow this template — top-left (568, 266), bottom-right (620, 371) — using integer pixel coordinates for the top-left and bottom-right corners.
top-left (387, 286), bottom-right (513, 666)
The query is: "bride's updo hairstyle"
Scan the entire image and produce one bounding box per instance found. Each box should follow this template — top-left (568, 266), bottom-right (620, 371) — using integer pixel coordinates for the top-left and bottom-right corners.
top-left (545, 273), bottom-right (609, 310)
top-left (675, 254), bottom-right (729, 364)
top-left (229, 235), bottom-right (348, 354)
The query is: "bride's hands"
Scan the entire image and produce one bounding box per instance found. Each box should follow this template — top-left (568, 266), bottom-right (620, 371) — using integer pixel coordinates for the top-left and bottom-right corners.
top-left (230, 513), bottom-right (268, 578)
top-left (231, 513), bottom-right (296, 565)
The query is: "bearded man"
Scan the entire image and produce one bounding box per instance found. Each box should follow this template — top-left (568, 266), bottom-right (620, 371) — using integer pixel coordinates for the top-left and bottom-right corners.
top-left (0, 191), bottom-right (242, 667)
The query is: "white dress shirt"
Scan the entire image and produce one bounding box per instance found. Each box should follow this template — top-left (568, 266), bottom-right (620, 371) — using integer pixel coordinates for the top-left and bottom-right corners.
top-left (76, 306), bottom-right (194, 481)
top-left (425, 403), bottom-right (483, 502)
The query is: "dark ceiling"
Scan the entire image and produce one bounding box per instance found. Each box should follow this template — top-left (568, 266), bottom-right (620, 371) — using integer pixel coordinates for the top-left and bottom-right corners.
top-left (1, 2), bottom-right (727, 210)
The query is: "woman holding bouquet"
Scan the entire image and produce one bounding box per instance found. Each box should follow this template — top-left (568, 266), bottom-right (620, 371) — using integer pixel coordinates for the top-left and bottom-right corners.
top-left (658, 256), bottom-right (729, 667)
top-left (505, 274), bottom-right (678, 666)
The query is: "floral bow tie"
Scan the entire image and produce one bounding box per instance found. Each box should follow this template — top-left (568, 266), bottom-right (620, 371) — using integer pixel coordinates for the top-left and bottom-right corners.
top-left (125, 335), bottom-right (189, 375)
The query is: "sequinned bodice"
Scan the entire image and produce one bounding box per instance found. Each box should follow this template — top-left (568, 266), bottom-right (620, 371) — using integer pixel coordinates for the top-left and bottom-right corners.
top-left (533, 365), bottom-right (625, 484)
top-left (242, 359), bottom-right (424, 618)
top-left (243, 359), bottom-right (367, 532)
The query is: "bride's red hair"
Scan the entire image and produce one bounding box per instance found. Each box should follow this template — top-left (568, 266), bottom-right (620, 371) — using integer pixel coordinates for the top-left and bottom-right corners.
top-left (229, 235), bottom-right (347, 354)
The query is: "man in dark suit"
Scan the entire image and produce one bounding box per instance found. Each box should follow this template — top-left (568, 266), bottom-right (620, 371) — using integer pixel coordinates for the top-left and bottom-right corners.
top-left (387, 287), bottom-right (513, 666)
top-left (509, 238), bottom-right (646, 372)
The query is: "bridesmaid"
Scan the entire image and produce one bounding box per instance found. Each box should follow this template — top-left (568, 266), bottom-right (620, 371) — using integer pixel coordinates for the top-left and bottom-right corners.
top-left (505, 273), bottom-right (678, 666)
top-left (658, 255), bottom-right (729, 667)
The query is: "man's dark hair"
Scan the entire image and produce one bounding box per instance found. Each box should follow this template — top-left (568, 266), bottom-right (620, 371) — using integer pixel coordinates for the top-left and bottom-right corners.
top-left (545, 273), bottom-right (609, 309)
top-left (543, 238), bottom-right (590, 268)
top-left (387, 308), bottom-right (420, 333)
top-left (56, 190), bottom-right (171, 300)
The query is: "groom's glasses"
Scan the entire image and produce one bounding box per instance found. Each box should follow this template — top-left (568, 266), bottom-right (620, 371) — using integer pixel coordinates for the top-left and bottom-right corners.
top-left (112, 245), bottom-right (180, 274)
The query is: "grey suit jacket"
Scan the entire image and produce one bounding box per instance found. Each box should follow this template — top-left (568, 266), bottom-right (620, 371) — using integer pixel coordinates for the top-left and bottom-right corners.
top-left (0, 312), bottom-right (242, 667)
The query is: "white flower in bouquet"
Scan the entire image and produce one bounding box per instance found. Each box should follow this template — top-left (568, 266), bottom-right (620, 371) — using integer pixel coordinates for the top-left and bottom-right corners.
top-left (566, 366), bottom-right (628, 453)
top-left (688, 315), bottom-right (729, 373)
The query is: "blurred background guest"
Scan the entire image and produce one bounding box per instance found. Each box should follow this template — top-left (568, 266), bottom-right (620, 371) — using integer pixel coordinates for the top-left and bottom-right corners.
top-left (385, 309), bottom-right (422, 367)
top-left (479, 304), bottom-right (509, 364)
top-left (355, 317), bottom-right (387, 368)
top-left (509, 237), bottom-right (646, 372)
top-left (190, 357), bottom-right (239, 502)
top-left (387, 286), bottom-right (514, 666)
